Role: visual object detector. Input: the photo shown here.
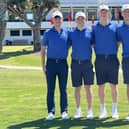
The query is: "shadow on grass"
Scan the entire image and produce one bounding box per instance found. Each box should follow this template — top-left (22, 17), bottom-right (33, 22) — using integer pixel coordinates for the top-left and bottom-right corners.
top-left (7, 117), bottom-right (129, 129)
top-left (0, 49), bottom-right (34, 60)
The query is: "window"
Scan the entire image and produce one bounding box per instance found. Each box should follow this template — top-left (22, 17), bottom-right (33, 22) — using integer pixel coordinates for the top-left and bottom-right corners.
top-left (111, 7), bottom-right (122, 20)
top-left (87, 8), bottom-right (97, 20)
top-left (40, 30), bottom-right (45, 35)
top-left (26, 13), bottom-right (33, 21)
top-left (8, 13), bottom-right (23, 22)
top-left (62, 8), bottom-right (69, 21)
top-left (22, 30), bottom-right (32, 36)
top-left (8, 15), bottom-right (15, 21)
top-left (10, 30), bottom-right (20, 36)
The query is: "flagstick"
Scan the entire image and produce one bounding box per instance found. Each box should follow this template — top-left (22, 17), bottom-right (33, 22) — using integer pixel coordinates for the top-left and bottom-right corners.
top-left (68, 6), bottom-right (73, 30)
top-left (85, 2), bottom-right (89, 29)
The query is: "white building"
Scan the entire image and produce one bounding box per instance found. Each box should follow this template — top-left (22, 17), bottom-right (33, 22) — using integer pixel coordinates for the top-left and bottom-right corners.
top-left (3, 0), bottom-right (129, 45)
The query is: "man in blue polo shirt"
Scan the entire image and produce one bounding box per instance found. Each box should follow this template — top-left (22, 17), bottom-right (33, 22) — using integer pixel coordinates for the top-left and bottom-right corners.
top-left (41, 10), bottom-right (69, 120)
top-left (117, 4), bottom-right (129, 121)
top-left (69, 11), bottom-right (94, 119)
top-left (92, 5), bottom-right (119, 119)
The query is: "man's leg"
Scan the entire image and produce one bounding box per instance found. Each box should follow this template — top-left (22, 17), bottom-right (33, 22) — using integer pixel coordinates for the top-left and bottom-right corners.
top-left (85, 86), bottom-right (92, 109)
top-left (98, 84), bottom-right (107, 119)
top-left (46, 60), bottom-right (56, 120)
top-left (85, 85), bottom-right (93, 119)
top-left (58, 61), bottom-right (68, 113)
top-left (110, 84), bottom-right (118, 103)
top-left (110, 83), bottom-right (119, 119)
top-left (73, 86), bottom-right (82, 118)
top-left (58, 61), bottom-right (69, 119)
top-left (122, 58), bottom-right (129, 120)
top-left (46, 63), bottom-right (56, 114)
top-left (71, 61), bottom-right (82, 118)
top-left (98, 84), bottom-right (105, 105)
top-left (127, 85), bottom-right (129, 103)
top-left (75, 86), bottom-right (81, 108)
top-left (126, 85), bottom-right (129, 120)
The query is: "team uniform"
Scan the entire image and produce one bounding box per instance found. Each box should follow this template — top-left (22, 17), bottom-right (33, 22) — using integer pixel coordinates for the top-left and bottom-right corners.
top-left (92, 22), bottom-right (119, 85)
top-left (69, 28), bottom-right (94, 87)
top-left (117, 23), bottom-right (129, 84)
top-left (42, 27), bottom-right (69, 114)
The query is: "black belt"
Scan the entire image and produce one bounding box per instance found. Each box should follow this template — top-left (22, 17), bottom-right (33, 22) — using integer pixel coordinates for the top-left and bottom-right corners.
top-left (72, 59), bottom-right (90, 64)
top-left (47, 58), bottom-right (66, 63)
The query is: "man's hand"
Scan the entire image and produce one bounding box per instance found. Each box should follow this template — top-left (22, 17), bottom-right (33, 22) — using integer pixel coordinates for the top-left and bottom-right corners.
top-left (42, 65), bottom-right (46, 75)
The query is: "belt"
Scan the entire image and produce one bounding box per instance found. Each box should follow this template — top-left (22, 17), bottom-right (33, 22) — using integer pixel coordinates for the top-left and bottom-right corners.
top-left (72, 59), bottom-right (90, 64)
top-left (47, 58), bottom-right (66, 63)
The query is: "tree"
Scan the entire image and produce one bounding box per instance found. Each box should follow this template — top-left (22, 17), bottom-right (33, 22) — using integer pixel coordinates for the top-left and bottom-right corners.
top-left (0, 0), bottom-right (6, 53)
top-left (7, 0), bottom-right (60, 51)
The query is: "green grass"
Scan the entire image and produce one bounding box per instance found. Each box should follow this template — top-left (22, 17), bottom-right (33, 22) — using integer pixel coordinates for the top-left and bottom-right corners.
top-left (0, 45), bottom-right (123, 67)
top-left (0, 69), bottom-right (129, 129)
top-left (0, 46), bottom-right (128, 129)
top-left (0, 46), bottom-right (41, 66)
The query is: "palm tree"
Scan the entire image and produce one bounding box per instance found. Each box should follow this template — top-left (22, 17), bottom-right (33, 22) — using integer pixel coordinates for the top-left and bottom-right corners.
top-left (7, 0), bottom-right (60, 51)
top-left (0, 0), bottom-right (6, 53)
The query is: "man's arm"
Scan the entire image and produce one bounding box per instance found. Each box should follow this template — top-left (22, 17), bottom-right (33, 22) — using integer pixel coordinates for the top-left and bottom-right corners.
top-left (41, 46), bottom-right (47, 75)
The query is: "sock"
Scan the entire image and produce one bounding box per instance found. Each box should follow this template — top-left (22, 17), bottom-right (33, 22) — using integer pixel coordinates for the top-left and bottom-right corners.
top-left (112, 103), bottom-right (118, 113)
top-left (87, 108), bottom-right (92, 112)
top-left (100, 103), bottom-right (106, 112)
top-left (77, 107), bottom-right (81, 111)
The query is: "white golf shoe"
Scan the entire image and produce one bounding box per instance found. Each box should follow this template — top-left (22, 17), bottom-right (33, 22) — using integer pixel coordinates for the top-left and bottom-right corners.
top-left (99, 110), bottom-right (107, 120)
top-left (62, 112), bottom-right (69, 120)
top-left (74, 108), bottom-right (82, 119)
top-left (125, 115), bottom-right (129, 121)
top-left (46, 112), bottom-right (54, 120)
top-left (86, 109), bottom-right (93, 119)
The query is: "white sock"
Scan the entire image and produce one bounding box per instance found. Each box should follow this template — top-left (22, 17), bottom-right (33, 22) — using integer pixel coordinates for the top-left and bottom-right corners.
top-left (77, 107), bottom-right (81, 111)
top-left (88, 108), bottom-right (92, 112)
top-left (100, 104), bottom-right (106, 112)
top-left (112, 103), bottom-right (117, 113)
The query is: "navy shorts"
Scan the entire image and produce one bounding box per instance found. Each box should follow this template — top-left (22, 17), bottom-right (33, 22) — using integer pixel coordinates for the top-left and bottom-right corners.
top-left (95, 55), bottom-right (119, 85)
top-left (71, 59), bottom-right (94, 87)
top-left (122, 57), bottom-right (129, 84)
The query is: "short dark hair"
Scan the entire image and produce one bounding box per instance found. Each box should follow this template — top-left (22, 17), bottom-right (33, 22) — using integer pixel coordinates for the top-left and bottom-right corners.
top-left (54, 16), bottom-right (61, 19)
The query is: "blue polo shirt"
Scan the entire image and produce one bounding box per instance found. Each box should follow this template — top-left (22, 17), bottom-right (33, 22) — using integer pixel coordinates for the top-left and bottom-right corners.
top-left (117, 23), bottom-right (129, 58)
top-left (69, 28), bottom-right (92, 60)
top-left (41, 27), bottom-right (69, 59)
top-left (92, 22), bottom-right (118, 55)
